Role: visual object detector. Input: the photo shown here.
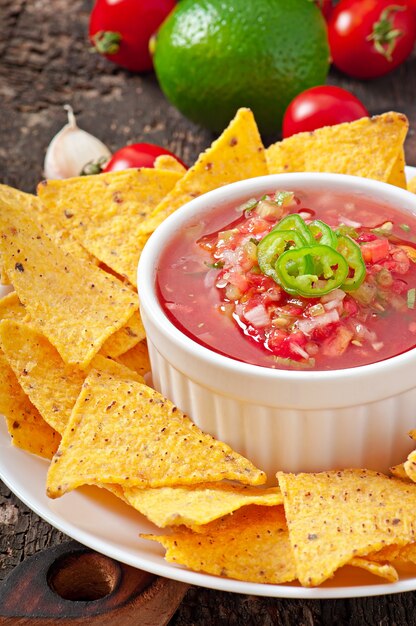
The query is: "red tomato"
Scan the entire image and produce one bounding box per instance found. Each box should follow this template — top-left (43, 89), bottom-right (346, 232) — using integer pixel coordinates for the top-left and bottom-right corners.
top-left (282, 86), bottom-right (369, 138)
top-left (103, 143), bottom-right (187, 171)
top-left (408, 0), bottom-right (416, 17)
top-left (328, 0), bottom-right (416, 79)
top-left (314, 0), bottom-right (333, 20)
top-left (89, 0), bottom-right (176, 72)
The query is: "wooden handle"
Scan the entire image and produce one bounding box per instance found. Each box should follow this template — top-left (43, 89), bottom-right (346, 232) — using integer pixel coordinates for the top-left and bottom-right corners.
top-left (0, 540), bottom-right (189, 625)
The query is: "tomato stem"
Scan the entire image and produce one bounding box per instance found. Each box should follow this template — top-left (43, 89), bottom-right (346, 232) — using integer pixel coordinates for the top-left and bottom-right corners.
top-left (367, 5), bottom-right (405, 62)
top-left (91, 31), bottom-right (122, 56)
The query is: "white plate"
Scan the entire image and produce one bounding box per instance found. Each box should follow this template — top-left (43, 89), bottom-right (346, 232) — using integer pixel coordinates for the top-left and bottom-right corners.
top-left (2, 167), bottom-right (416, 600)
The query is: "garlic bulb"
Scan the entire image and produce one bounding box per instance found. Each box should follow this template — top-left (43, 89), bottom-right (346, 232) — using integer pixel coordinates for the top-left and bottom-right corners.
top-left (43, 105), bottom-right (112, 179)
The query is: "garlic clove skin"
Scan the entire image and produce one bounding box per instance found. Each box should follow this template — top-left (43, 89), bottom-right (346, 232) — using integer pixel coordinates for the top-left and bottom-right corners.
top-left (43, 105), bottom-right (112, 179)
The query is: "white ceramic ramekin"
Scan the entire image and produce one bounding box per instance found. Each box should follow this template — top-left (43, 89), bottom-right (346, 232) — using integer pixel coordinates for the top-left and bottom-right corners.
top-left (138, 173), bottom-right (416, 480)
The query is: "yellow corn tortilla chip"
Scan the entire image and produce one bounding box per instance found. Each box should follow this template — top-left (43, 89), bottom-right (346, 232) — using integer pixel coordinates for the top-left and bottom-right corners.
top-left (154, 154), bottom-right (187, 175)
top-left (367, 542), bottom-right (416, 565)
top-left (266, 112), bottom-right (408, 185)
top-left (408, 176), bottom-right (416, 194)
top-left (386, 148), bottom-right (407, 189)
top-left (0, 196), bottom-right (138, 367)
top-left (115, 340), bottom-right (151, 376)
top-left (100, 310), bottom-right (145, 358)
top-left (143, 504), bottom-right (296, 584)
top-left (0, 184), bottom-right (94, 265)
top-left (46, 369), bottom-right (266, 498)
top-left (348, 557), bottom-right (398, 583)
top-left (277, 469), bottom-right (416, 587)
top-left (0, 320), bottom-right (143, 434)
top-left (37, 168), bottom-right (182, 286)
top-left (123, 483), bottom-right (282, 529)
top-left (0, 291), bottom-right (28, 323)
top-left (137, 108), bottom-right (268, 236)
top-left (390, 463), bottom-right (411, 481)
top-left (0, 349), bottom-right (59, 459)
top-left (0, 292), bottom-right (144, 361)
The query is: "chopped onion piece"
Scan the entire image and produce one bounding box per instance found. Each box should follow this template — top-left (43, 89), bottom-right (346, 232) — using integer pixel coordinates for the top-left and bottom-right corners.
top-left (244, 304), bottom-right (270, 328)
top-left (339, 216), bottom-right (362, 228)
top-left (296, 309), bottom-right (339, 335)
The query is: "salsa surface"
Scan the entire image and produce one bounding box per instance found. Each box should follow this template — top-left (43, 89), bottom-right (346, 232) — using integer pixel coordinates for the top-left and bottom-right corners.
top-left (156, 188), bottom-right (416, 370)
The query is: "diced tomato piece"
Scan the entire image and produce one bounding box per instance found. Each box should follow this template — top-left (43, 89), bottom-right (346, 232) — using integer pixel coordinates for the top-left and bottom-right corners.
top-left (357, 232), bottom-right (377, 243)
top-left (360, 238), bottom-right (390, 263)
top-left (342, 295), bottom-right (359, 317)
top-left (322, 325), bottom-right (354, 357)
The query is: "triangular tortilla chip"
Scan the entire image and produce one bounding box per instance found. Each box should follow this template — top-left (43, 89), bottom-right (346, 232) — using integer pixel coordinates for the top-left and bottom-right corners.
top-left (387, 148), bottom-right (406, 189)
top-left (0, 184), bottom-right (94, 264)
top-left (408, 176), bottom-right (416, 194)
top-left (0, 320), bottom-right (143, 435)
top-left (138, 108), bottom-right (268, 235)
top-left (154, 154), bottom-right (187, 175)
top-left (278, 469), bottom-right (416, 587)
top-left (0, 196), bottom-right (138, 367)
top-left (46, 369), bottom-right (266, 498)
top-left (115, 340), bottom-right (151, 376)
top-left (37, 168), bottom-right (182, 286)
top-left (123, 483), bottom-right (282, 529)
top-left (100, 310), bottom-right (145, 358)
top-left (0, 291), bottom-right (28, 323)
top-left (348, 557), bottom-right (398, 582)
top-left (0, 350), bottom-right (59, 459)
top-left (266, 112), bottom-right (408, 185)
top-left (143, 504), bottom-right (296, 584)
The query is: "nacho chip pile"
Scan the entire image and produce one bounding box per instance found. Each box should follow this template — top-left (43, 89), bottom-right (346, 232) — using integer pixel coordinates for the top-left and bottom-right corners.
top-left (1, 106), bottom-right (416, 588)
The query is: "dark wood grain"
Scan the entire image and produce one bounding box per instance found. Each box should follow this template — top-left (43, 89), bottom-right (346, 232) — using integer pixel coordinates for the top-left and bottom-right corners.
top-left (2, 1), bottom-right (416, 623)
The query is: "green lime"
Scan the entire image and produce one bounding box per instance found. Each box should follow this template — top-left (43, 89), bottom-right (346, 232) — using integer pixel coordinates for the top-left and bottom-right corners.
top-left (152, 0), bottom-right (330, 135)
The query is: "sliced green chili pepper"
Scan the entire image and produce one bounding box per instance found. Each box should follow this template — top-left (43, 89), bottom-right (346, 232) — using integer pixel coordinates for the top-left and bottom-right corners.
top-left (272, 213), bottom-right (314, 245)
top-left (336, 235), bottom-right (366, 292)
top-left (275, 244), bottom-right (349, 297)
top-left (257, 229), bottom-right (310, 284)
top-left (309, 220), bottom-right (338, 248)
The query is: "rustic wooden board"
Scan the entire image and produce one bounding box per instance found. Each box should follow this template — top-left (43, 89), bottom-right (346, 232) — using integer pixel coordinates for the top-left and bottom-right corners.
top-left (2, 1), bottom-right (416, 623)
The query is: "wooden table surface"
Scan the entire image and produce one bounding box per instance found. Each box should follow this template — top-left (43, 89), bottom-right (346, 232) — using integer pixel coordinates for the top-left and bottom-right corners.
top-left (1, 2), bottom-right (416, 623)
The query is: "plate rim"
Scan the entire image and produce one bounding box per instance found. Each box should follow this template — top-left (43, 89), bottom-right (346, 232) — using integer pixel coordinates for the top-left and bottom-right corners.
top-left (2, 166), bottom-right (416, 600)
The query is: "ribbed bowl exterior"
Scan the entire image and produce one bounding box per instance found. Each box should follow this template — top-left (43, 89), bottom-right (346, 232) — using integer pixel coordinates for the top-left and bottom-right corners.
top-left (138, 174), bottom-right (416, 482)
top-left (147, 338), bottom-right (416, 481)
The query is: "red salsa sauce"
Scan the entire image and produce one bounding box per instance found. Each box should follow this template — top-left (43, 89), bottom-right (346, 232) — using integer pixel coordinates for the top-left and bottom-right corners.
top-left (156, 188), bottom-right (416, 370)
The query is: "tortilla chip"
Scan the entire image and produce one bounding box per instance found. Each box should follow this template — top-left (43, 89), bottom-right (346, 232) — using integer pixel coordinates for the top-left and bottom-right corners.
top-left (266, 112), bottom-right (408, 185)
top-left (0, 196), bottom-right (138, 368)
top-left (46, 369), bottom-right (266, 498)
top-left (367, 542), bottom-right (416, 565)
top-left (100, 310), bottom-right (145, 358)
top-left (408, 176), bottom-right (416, 194)
top-left (123, 483), bottom-right (282, 529)
top-left (277, 469), bottom-right (416, 587)
top-left (143, 504), bottom-right (296, 584)
top-left (137, 108), bottom-right (268, 236)
top-left (0, 320), bottom-right (143, 435)
top-left (0, 184), bottom-right (94, 264)
top-left (115, 340), bottom-right (151, 376)
top-left (387, 148), bottom-right (407, 189)
top-left (37, 168), bottom-right (182, 286)
top-left (0, 292), bottom-right (28, 323)
top-left (154, 154), bottom-right (187, 175)
top-left (390, 463), bottom-right (411, 481)
top-left (0, 350), bottom-right (59, 459)
top-left (348, 557), bottom-right (398, 582)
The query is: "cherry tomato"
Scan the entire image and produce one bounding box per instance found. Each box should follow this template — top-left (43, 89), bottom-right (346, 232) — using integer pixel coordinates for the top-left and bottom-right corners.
top-left (314, 0), bottom-right (333, 21)
top-left (89, 0), bottom-right (177, 72)
top-left (408, 0), bottom-right (416, 17)
top-left (282, 86), bottom-right (369, 138)
top-left (103, 143), bottom-right (187, 171)
top-left (328, 0), bottom-right (416, 79)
